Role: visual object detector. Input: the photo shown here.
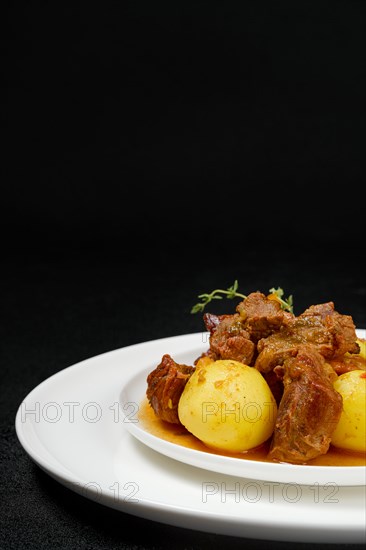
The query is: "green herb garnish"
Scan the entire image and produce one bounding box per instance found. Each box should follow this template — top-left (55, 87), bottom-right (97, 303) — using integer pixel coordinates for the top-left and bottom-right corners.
top-left (191, 281), bottom-right (293, 314)
top-left (268, 287), bottom-right (293, 313)
top-left (190, 280), bottom-right (246, 314)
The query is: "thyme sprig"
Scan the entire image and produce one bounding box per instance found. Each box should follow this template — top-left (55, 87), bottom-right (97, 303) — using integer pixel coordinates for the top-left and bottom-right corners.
top-left (190, 280), bottom-right (246, 314)
top-left (268, 287), bottom-right (293, 313)
top-left (191, 281), bottom-right (293, 314)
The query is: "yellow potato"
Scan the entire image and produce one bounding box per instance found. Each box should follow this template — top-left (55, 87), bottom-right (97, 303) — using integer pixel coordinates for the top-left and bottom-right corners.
top-left (178, 360), bottom-right (277, 453)
top-left (332, 370), bottom-right (366, 453)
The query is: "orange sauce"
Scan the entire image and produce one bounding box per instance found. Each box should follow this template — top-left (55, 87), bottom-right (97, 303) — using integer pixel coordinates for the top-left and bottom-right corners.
top-left (139, 398), bottom-right (366, 467)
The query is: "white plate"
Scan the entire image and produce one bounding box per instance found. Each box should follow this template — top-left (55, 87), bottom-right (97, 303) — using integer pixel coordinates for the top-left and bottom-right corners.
top-left (121, 334), bottom-right (366, 487)
top-left (15, 331), bottom-right (366, 543)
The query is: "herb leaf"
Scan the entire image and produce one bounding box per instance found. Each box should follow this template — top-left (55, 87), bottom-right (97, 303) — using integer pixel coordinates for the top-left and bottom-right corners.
top-left (268, 287), bottom-right (293, 313)
top-left (190, 280), bottom-right (246, 314)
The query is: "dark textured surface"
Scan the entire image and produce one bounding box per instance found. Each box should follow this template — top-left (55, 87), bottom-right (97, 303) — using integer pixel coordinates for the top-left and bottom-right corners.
top-left (2, 1), bottom-right (365, 548)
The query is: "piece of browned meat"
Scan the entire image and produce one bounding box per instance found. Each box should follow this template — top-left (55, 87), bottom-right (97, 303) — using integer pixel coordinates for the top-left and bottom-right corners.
top-left (299, 302), bottom-right (360, 358)
top-left (203, 312), bottom-right (255, 364)
top-left (146, 354), bottom-right (194, 424)
top-left (255, 301), bottom-right (360, 373)
top-left (329, 354), bottom-right (366, 375)
top-left (236, 292), bottom-right (294, 342)
top-left (202, 292), bottom-right (294, 366)
top-left (262, 370), bottom-right (284, 405)
top-left (268, 345), bottom-right (342, 464)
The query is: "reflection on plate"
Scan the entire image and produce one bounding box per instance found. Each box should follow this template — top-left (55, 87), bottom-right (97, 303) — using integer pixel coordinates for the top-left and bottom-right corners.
top-left (15, 331), bottom-right (366, 543)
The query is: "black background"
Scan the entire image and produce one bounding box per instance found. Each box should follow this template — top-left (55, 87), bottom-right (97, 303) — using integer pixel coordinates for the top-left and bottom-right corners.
top-left (2, 2), bottom-right (365, 549)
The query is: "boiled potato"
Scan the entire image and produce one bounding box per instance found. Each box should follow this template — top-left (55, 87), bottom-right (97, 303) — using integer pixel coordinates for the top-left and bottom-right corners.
top-left (332, 370), bottom-right (366, 452)
top-left (178, 360), bottom-right (277, 453)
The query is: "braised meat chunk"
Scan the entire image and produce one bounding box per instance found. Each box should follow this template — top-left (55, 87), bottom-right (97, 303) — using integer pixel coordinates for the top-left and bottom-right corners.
top-left (298, 302), bottom-right (360, 359)
top-left (236, 291), bottom-right (293, 342)
top-left (269, 345), bottom-right (342, 464)
top-left (146, 354), bottom-right (194, 424)
top-left (255, 301), bottom-right (360, 373)
top-left (202, 292), bottom-right (292, 366)
top-left (330, 353), bottom-right (366, 375)
top-left (203, 312), bottom-right (255, 365)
